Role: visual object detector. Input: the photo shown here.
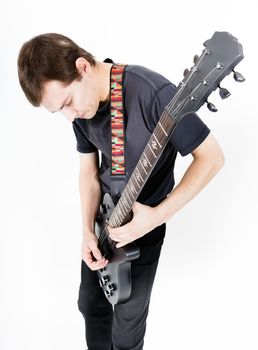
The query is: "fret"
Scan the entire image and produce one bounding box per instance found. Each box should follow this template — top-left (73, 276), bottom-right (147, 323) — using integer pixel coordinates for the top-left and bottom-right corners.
top-left (142, 156), bottom-right (150, 170)
top-left (129, 188), bottom-right (137, 203)
top-left (152, 133), bottom-right (162, 148)
top-left (116, 215), bottom-right (121, 227)
top-left (139, 159), bottom-right (148, 175)
top-left (158, 121), bottom-right (168, 136)
top-left (112, 211), bottom-right (117, 225)
top-left (143, 152), bottom-right (152, 167)
top-left (129, 179), bottom-right (137, 195)
top-left (119, 196), bottom-right (128, 215)
top-left (114, 212), bottom-right (120, 226)
top-left (148, 142), bottom-right (157, 158)
top-left (133, 172), bottom-right (142, 189)
top-left (111, 215), bottom-right (117, 227)
top-left (134, 166), bottom-right (144, 182)
top-left (111, 205), bottom-right (123, 227)
top-left (116, 207), bottom-right (123, 222)
top-left (122, 196), bottom-right (129, 212)
top-left (150, 138), bottom-right (159, 151)
top-left (123, 197), bottom-right (131, 211)
top-left (124, 189), bottom-right (133, 206)
top-left (109, 217), bottom-right (115, 228)
top-left (119, 200), bottom-right (127, 216)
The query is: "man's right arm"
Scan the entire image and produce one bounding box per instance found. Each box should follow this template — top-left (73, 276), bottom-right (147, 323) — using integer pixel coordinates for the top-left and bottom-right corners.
top-left (78, 151), bottom-right (108, 270)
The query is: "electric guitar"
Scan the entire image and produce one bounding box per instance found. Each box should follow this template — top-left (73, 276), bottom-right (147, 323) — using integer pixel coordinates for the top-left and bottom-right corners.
top-left (95, 31), bottom-right (245, 305)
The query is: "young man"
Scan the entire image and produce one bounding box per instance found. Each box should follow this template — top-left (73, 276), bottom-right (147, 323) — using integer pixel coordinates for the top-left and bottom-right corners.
top-left (17, 33), bottom-right (225, 350)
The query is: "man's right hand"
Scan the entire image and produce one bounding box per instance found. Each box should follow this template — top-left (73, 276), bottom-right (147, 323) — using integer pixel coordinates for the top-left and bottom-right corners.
top-left (81, 232), bottom-right (109, 271)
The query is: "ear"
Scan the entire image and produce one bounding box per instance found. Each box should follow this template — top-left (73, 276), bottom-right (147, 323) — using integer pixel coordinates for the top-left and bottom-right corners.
top-left (75, 57), bottom-right (90, 75)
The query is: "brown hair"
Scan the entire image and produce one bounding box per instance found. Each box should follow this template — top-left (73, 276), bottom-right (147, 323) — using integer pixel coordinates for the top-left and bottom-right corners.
top-left (17, 33), bottom-right (96, 106)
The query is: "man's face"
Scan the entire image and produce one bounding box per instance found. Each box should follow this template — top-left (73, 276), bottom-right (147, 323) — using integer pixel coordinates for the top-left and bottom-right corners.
top-left (41, 61), bottom-right (101, 122)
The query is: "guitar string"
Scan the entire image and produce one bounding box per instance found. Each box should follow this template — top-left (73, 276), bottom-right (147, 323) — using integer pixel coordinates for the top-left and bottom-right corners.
top-left (98, 93), bottom-right (194, 248)
top-left (97, 117), bottom-right (166, 248)
top-left (99, 103), bottom-right (170, 234)
top-left (97, 81), bottom-right (195, 247)
top-left (98, 83), bottom-right (193, 247)
top-left (97, 105), bottom-right (173, 248)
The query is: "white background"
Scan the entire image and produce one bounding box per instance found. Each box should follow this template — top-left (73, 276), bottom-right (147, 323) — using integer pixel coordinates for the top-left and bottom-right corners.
top-left (1, 0), bottom-right (258, 349)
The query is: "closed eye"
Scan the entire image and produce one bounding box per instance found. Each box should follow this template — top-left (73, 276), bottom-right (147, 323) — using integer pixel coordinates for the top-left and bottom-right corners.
top-left (50, 97), bottom-right (72, 113)
top-left (60, 98), bottom-right (72, 111)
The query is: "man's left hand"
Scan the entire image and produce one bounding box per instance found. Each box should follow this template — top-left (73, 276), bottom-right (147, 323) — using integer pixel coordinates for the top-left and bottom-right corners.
top-left (107, 201), bottom-right (160, 248)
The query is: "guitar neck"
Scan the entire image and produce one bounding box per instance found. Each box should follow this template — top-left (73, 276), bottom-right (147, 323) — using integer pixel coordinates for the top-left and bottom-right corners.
top-left (109, 108), bottom-right (181, 228)
top-left (108, 31), bottom-right (245, 229)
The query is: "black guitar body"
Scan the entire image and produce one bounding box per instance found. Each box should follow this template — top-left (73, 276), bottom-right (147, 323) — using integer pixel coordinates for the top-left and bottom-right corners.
top-left (95, 193), bottom-right (140, 305)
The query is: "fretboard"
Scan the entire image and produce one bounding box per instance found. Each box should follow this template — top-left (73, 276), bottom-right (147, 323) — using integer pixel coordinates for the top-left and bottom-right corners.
top-left (108, 107), bottom-right (181, 228)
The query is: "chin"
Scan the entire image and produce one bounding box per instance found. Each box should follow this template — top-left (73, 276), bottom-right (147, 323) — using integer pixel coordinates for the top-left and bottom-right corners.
top-left (88, 109), bottom-right (98, 118)
top-left (84, 113), bottom-right (94, 119)
top-left (80, 106), bottom-right (98, 119)
top-left (78, 112), bottom-right (91, 119)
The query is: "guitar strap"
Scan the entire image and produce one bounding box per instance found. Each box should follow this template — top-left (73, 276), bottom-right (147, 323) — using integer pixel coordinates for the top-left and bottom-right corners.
top-left (110, 63), bottom-right (127, 203)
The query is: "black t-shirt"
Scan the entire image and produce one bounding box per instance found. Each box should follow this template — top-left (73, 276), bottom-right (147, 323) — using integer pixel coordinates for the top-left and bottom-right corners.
top-left (72, 60), bottom-right (211, 205)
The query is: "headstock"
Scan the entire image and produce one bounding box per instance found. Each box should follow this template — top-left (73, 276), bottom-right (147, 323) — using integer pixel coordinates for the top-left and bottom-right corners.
top-left (168, 31), bottom-right (245, 117)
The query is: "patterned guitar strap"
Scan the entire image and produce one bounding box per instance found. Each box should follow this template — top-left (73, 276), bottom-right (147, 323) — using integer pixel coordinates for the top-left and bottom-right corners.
top-left (110, 63), bottom-right (127, 203)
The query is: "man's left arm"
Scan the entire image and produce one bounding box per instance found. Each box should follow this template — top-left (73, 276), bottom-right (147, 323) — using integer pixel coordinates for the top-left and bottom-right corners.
top-left (154, 132), bottom-right (225, 225)
top-left (108, 132), bottom-right (225, 247)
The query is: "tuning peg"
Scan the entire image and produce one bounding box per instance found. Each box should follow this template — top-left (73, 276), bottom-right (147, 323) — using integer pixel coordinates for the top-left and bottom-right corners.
top-left (232, 70), bottom-right (245, 82)
top-left (206, 100), bottom-right (218, 112)
top-left (218, 84), bottom-right (231, 99)
top-left (193, 55), bottom-right (199, 64)
top-left (183, 68), bottom-right (190, 77)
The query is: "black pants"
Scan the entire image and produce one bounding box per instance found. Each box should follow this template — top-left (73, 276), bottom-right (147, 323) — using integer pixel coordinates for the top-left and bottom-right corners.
top-left (77, 223), bottom-right (166, 350)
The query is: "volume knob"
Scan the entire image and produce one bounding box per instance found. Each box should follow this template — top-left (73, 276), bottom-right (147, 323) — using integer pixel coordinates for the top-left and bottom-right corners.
top-left (108, 284), bottom-right (115, 292)
top-left (101, 275), bottom-right (109, 285)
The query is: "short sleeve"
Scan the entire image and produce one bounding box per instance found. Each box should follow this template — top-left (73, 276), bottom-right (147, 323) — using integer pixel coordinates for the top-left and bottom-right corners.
top-left (72, 121), bottom-right (98, 153)
top-left (150, 83), bottom-right (211, 157)
top-left (169, 113), bottom-right (211, 156)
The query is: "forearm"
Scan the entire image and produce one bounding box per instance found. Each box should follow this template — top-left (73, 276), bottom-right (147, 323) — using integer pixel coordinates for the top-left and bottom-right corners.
top-left (79, 171), bottom-right (102, 237)
top-left (154, 157), bottom-right (224, 225)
